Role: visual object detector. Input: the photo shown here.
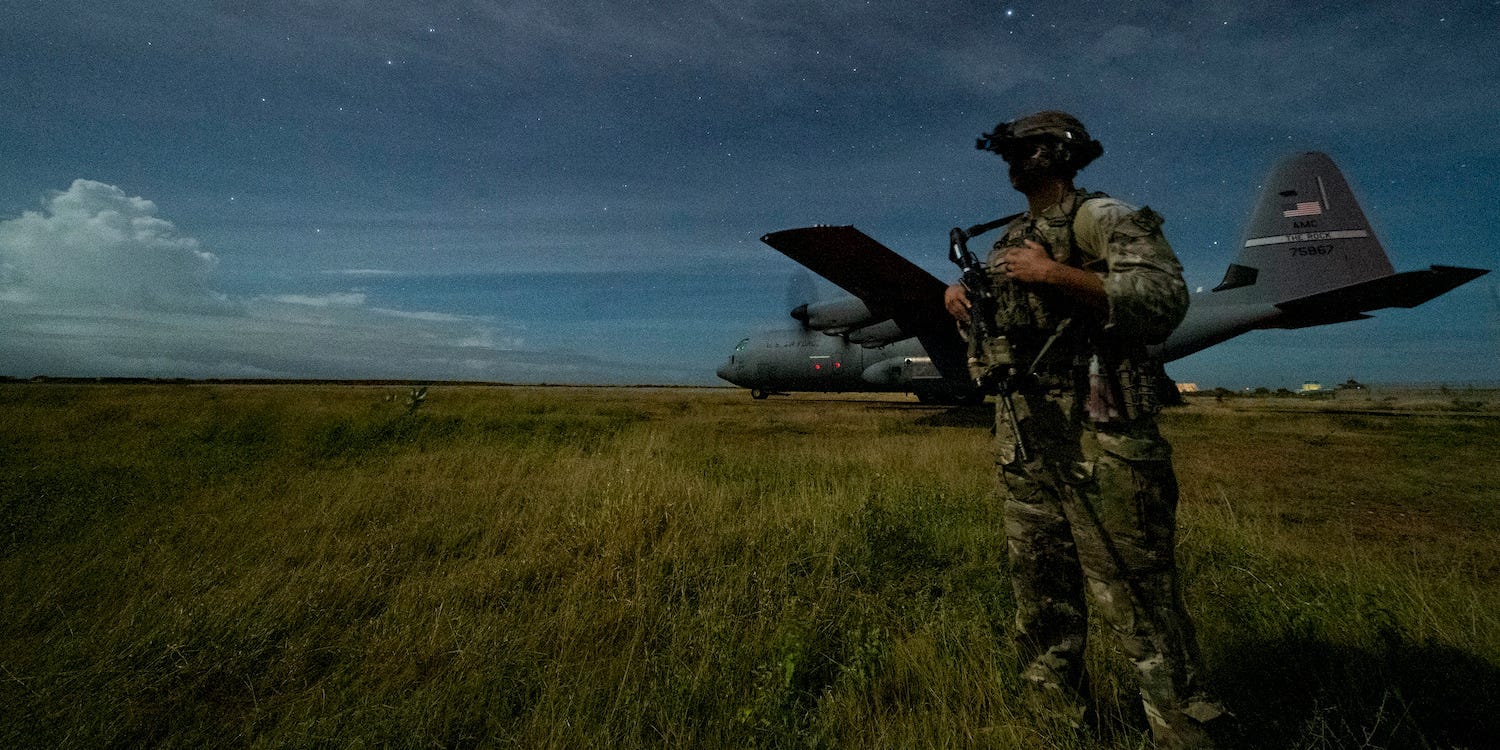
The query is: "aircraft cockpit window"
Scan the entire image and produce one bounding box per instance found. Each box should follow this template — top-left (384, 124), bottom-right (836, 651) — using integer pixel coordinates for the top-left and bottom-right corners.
top-left (735, 338), bottom-right (749, 352)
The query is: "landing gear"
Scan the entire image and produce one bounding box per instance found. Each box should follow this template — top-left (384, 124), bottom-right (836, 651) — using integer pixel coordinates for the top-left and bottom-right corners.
top-left (750, 389), bottom-right (770, 400)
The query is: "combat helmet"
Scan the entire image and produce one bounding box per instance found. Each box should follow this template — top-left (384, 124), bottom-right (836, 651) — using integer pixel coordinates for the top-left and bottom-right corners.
top-left (976, 110), bottom-right (1104, 173)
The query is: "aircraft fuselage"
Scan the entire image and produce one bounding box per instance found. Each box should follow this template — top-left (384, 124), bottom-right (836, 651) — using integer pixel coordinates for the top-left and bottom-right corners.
top-left (716, 330), bottom-right (935, 394)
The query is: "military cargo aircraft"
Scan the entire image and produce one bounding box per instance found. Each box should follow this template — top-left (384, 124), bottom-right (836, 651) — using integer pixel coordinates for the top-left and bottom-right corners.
top-left (716, 152), bottom-right (1488, 402)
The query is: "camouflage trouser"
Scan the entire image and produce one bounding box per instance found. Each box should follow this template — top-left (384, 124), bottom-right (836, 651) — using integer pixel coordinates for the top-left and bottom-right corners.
top-left (996, 388), bottom-right (1222, 748)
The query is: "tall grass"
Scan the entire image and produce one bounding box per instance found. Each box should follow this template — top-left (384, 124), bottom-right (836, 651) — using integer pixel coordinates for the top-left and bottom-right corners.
top-left (1, 385), bottom-right (1496, 748)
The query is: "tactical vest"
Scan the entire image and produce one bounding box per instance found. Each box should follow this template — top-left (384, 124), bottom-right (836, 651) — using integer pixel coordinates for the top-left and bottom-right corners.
top-left (973, 190), bottom-right (1168, 420)
top-left (973, 190), bottom-right (1108, 380)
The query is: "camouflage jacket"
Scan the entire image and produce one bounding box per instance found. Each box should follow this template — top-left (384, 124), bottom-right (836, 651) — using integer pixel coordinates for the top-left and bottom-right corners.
top-left (986, 188), bottom-right (1189, 349)
top-left (984, 189), bottom-right (1188, 416)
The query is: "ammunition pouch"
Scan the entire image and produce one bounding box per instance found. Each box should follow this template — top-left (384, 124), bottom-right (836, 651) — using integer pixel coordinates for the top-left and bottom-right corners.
top-left (965, 326), bottom-right (1017, 388)
top-left (1112, 354), bottom-right (1164, 421)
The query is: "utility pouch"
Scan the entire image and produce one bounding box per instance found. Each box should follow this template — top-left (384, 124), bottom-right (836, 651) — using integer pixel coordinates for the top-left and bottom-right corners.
top-left (1085, 354), bottom-right (1122, 423)
top-left (1116, 357), bottom-right (1163, 420)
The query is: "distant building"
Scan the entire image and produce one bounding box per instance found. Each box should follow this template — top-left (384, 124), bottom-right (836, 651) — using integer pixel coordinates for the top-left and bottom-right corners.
top-left (1176, 382), bottom-right (1199, 393)
top-left (1300, 381), bottom-right (1322, 393)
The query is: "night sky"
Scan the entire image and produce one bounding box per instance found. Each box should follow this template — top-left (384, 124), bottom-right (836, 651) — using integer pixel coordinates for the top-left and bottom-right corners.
top-left (3, 1), bottom-right (1497, 388)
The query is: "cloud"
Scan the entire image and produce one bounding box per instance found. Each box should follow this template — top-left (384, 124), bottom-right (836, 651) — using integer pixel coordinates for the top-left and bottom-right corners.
top-left (327, 268), bottom-right (401, 277)
top-left (0, 180), bottom-right (649, 381)
top-left (269, 292), bottom-right (369, 307)
top-left (0, 180), bottom-right (230, 314)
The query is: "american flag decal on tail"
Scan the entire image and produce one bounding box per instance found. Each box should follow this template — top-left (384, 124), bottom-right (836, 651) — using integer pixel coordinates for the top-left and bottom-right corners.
top-left (1281, 201), bottom-right (1323, 217)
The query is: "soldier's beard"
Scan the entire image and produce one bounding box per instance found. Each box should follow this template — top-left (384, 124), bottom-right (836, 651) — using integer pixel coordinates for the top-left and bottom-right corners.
top-left (1008, 163), bottom-right (1046, 192)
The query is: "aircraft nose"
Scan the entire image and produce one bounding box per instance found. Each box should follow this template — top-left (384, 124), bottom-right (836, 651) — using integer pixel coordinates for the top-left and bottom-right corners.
top-left (716, 359), bottom-right (737, 385)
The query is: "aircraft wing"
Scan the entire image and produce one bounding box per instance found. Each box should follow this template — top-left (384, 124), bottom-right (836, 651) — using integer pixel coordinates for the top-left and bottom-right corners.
top-left (760, 226), bottom-right (969, 379)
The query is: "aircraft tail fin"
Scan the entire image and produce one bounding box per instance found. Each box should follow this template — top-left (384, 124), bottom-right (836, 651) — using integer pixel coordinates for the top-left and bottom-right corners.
top-left (1211, 151), bottom-right (1489, 323)
top-left (1214, 151), bottom-right (1395, 302)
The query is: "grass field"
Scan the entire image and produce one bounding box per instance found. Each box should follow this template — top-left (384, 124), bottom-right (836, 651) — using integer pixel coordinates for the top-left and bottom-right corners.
top-left (2, 384), bottom-right (1497, 749)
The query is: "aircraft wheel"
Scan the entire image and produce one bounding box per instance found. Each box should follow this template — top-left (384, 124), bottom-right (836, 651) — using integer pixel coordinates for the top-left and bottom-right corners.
top-left (750, 389), bottom-right (770, 400)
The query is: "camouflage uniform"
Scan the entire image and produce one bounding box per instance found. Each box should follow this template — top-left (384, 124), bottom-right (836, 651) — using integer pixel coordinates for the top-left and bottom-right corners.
top-left (987, 189), bottom-right (1222, 748)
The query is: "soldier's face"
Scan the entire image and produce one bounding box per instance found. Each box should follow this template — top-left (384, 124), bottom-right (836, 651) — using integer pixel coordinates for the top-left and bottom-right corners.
top-left (1006, 143), bottom-right (1048, 190)
top-left (1004, 140), bottom-right (1064, 192)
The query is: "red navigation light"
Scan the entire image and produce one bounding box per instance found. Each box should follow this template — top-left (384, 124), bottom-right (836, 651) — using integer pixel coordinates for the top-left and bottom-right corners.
top-left (813, 363), bottom-right (822, 370)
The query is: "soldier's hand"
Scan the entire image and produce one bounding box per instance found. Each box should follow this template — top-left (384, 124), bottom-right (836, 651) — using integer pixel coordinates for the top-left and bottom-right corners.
top-left (1001, 240), bottom-right (1057, 284)
top-left (1003, 240), bottom-right (1110, 313)
top-left (944, 283), bottom-right (971, 323)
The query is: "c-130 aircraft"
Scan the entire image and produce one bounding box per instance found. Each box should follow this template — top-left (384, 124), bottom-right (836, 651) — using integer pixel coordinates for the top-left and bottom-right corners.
top-left (716, 152), bottom-right (1488, 402)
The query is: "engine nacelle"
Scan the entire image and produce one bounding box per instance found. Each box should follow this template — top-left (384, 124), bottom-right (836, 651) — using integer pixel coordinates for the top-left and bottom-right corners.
top-left (790, 297), bottom-right (878, 333)
top-left (846, 319), bottom-right (905, 346)
top-left (861, 355), bottom-right (942, 385)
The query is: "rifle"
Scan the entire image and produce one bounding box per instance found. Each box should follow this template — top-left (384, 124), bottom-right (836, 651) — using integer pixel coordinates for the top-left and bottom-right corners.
top-left (948, 220), bottom-right (1031, 461)
top-left (950, 221), bottom-right (1154, 616)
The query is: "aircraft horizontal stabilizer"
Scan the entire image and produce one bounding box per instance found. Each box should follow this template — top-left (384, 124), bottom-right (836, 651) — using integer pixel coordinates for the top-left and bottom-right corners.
top-left (1273, 265), bottom-right (1489, 328)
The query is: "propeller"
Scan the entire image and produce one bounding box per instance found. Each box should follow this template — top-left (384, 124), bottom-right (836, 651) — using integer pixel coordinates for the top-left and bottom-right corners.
top-left (786, 268), bottom-right (819, 329)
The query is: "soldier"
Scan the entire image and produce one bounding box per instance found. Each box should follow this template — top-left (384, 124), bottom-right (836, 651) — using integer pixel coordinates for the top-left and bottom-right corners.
top-left (943, 111), bottom-right (1224, 749)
